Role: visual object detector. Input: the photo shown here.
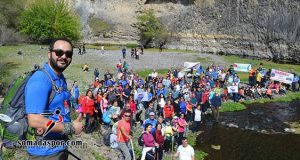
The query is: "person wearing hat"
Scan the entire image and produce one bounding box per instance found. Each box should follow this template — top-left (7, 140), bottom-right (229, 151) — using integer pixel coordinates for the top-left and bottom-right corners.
top-left (144, 101), bottom-right (155, 120)
top-left (142, 112), bottom-right (157, 134)
top-left (93, 77), bottom-right (100, 88)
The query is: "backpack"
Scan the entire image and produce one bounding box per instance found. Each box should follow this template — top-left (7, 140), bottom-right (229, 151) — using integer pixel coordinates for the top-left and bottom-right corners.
top-left (146, 149), bottom-right (155, 160)
top-left (102, 109), bottom-right (111, 125)
top-left (138, 132), bottom-right (146, 146)
top-left (0, 67), bottom-right (57, 149)
top-left (103, 128), bottom-right (112, 146)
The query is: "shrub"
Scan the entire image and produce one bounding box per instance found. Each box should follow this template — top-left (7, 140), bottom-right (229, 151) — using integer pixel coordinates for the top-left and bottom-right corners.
top-left (137, 10), bottom-right (170, 47)
top-left (20, 0), bottom-right (81, 42)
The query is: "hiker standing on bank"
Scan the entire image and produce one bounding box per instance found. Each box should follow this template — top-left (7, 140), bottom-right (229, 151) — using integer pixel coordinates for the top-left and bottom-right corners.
top-left (136, 48), bottom-right (140, 60)
top-left (25, 38), bottom-right (83, 159)
top-left (131, 48), bottom-right (135, 58)
top-left (117, 109), bottom-right (132, 160)
top-left (140, 44), bottom-right (144, 54)
top-left (101, 46), bottom-right (105, 54)
top-left (71, 80), bottom-right (80, 109)
top-left (94, 68), bottom-right (100, 79)
top-left (78, 45), bottom-right (82, 55)
top-left (122, 47), bottom-right (126, 59)
top-left (82, 43), bottom-right (86, 54)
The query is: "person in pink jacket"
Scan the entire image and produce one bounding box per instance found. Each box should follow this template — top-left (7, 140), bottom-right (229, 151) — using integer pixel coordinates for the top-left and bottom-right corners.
top-left (141, 123), bottom-right (158, 160)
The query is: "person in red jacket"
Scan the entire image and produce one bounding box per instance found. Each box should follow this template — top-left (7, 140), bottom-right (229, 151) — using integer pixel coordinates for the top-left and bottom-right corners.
top-left (80, 89), bottom-right (97, 133)
top-left (129, 95), bottom-right (137, 125)
top-left (93, 77), bottom-right (100, 88)
top-left (154, 123), bottom-right (164, 160)
top-left (163, 100), bottom-right (174, 120)
top-left (201, 88), bottom-right (210, 113)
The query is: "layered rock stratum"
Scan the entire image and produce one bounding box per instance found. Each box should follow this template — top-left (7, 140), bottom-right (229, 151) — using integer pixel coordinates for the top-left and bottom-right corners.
top-left (71, 0), bottom-right (300, 63)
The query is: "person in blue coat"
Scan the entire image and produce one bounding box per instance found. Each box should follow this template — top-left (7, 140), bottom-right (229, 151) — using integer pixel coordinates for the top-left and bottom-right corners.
top-left (210, 92), bottom-right (222, 122)
top-left (142, 112), bottom-right (158, 134)
top-left (179, 97), bottom-right (187, 115)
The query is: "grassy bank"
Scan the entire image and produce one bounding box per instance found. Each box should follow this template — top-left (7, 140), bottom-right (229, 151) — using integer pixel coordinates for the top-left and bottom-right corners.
top-left (145, 48), bottom-right (196, 53)
top-left (243, 91), bottom-right (300, 105)
top-left (137, 69), bottom-right (169, 78)
top-left (220, 91), bottom-right (300, 112)
top-left (220, 102), bottom-right (246, 112)
top-left (0, 44), bottom-right (45, 92)
top-left (85, 43), bottom-right (197, 53)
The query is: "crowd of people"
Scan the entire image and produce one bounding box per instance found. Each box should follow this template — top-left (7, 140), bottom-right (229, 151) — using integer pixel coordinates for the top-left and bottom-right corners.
top-left (3, 37), bottom-right (299, 160)
top-left (70, 57), bottom-right (300, 160)
top-left (4, 36), bottom-right (298, 160)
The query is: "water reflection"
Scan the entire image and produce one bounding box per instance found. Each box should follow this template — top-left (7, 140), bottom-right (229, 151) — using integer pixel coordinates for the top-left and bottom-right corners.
top-left (195, 100), bottom-right (300, 160)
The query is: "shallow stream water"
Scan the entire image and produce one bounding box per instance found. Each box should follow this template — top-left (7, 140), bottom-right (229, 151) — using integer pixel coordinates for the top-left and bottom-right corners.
top-left (195, 100), bottom-right (300, 160)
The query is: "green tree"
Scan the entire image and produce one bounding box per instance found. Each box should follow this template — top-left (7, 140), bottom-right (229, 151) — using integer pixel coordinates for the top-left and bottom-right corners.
top-left (20, 0), bottom-right (81, 42)
top-left (137, 9), bottom-right (169, 47)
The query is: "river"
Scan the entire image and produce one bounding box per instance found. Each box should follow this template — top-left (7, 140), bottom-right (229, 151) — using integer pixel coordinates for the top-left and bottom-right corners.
top-left (195, 100), bottom-right (300, 160)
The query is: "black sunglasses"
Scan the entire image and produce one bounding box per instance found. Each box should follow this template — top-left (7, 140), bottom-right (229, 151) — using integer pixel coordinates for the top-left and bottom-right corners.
top-left (124, 114), bottom-right (131, 117)
top-left (50, 49), bottom-right (73, 58)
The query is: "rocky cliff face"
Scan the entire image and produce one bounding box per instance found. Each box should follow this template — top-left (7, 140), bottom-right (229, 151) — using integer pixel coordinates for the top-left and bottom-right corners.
top-left (71, 0), bottom-right (300, 63)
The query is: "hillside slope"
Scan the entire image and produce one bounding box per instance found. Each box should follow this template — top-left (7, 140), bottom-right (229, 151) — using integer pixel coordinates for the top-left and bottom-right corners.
top-left (71, 0), bottom-right (300, 63)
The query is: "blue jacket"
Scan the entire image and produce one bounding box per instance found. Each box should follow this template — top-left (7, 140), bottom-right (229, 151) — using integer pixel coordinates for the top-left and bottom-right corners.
top-left (210, 95), bottom-right (222, 107)
top-left (179, 101), bottom-right (187, 114)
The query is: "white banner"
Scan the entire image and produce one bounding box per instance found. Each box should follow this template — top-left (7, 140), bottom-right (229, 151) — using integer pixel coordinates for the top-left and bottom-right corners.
top-left (134, 91), bottom-right (151, 101)
top-left (227, 86), bottom-right (238, 93)
top-left (270, 69), bottom-right (294, 84)
top-left (233, 63), bottom-right (252, 72)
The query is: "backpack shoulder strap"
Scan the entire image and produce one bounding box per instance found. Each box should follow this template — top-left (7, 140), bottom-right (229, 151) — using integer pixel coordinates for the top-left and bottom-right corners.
top-left (39, 68), bottom-right (58, 105)
top-left (4, 68), bottom-right (56, 127)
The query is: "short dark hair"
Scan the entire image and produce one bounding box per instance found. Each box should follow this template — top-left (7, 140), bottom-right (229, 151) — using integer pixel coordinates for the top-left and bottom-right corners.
top-left (49, 38), bottom-right (73, 51)
top-left (144, 123), bottom-right (152, 130)
top-left (124, 109), bottom-right (131, 114)
top-left (112, 99), bottom-right (118, 105)
top-left (182, 137), bottom-right (187, 141)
